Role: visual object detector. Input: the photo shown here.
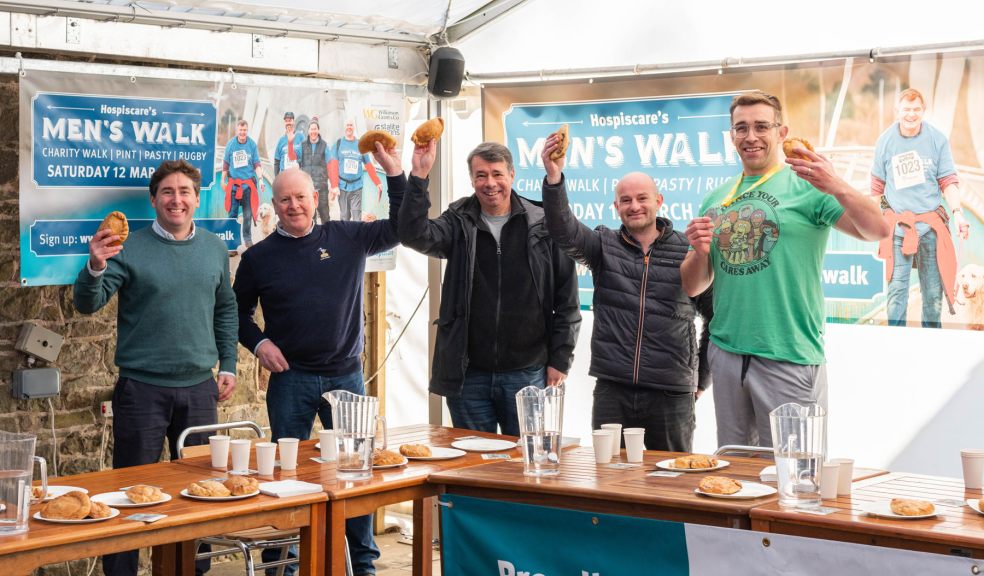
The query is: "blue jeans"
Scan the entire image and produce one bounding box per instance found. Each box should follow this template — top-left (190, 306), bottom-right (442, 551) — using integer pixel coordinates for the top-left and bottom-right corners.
top-left (887, 229), bottom-right (943, 328)
top-left (263, 368), bottom-right (379, 576)
top-left (446, 366), bottom-right (545, 437)
top-left (228, 188), bottom-right (253, 246)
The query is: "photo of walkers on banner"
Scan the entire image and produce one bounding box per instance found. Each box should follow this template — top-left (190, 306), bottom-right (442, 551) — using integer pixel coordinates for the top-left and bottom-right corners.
top-left (19, 70), bottom-right (405, 286)
top-left (488, 52), bottom-right (984, 330)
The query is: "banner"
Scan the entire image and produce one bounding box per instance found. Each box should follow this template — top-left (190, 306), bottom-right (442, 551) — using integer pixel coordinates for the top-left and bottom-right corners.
top-left (439, 495), bottom-right (974, 575)
top-left (19, 70), bottom-right (406, 286)
top-left (486, 54), bottom-right (984, 329)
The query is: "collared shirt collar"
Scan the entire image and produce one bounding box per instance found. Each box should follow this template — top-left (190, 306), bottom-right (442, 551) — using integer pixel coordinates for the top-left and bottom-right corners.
top-left (153, 220), bottom-right (195, 241)
top-left (276, 222), bottom-right (316, 238)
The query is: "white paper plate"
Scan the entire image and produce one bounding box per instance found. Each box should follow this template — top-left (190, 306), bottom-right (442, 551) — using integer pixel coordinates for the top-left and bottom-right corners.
top-left (656, 458), bottom-right (730, 473)
top-left (967, 499), bottom-right (984, 516)
top-left (372, 457), bottom-right (408, 469)
top-left (404, 447), bottom-right (466, 461)
top-left (694, 481), bottom-right (777, 500)
top-left (91, 491), bottom-right (172, 508)
top-left (861, 501), bottom-right (937, 519)
top-left (37, 486), bottom-right (89, 501)
top-left (34, 507), bottom-right (120, 523)
top-left (180, 488), bottom-right (259, 501)
top-left (451, 439), bottom-right (517, 452)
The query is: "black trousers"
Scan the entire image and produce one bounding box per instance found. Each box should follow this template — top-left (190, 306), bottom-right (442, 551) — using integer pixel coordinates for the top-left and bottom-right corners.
top-left (102, 377), bottom-right (218, 576)
top-left (591, 379), bottom-right (696, 453)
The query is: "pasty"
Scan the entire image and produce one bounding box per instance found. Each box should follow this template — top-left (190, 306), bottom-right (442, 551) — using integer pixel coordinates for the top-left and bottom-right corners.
top-left (782, 137), bottom-right (814, 160)
top-left (673, 454), bottom-right (718, 469)
top-left (890, 498), bottom-right (934, 516)
top-left (399, 444), bottom-right (432, 457)
top-left (223, 475), bottom-right (259, 496)
top-left (125, 484), bottom-right (164, 503)
top-left (358, 130), bottom-right (398, 154)
top-left (99, 211), bottom-right (129, 246)
top-left (187, 480), bottom-right (231, 498)
top-left (41, 491), bottom-right (91, 520)
top-left (699, 476), bottom-right (742, 495)
top-left (411, 118), bottom-right (444, 147)
top-left (549, 124), bottom-right (570, 161)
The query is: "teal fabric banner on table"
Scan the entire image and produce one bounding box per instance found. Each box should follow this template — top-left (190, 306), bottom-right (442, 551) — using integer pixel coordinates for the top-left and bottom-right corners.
top-left (440, 494), bottom-right (689, 576)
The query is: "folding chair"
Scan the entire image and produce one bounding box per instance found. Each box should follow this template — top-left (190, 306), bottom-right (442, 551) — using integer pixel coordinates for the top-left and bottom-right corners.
top-left (713, 444), bottom-right (775, 459)
top-left (177, 421), bottom-right (296, 576)
top-left (177, 422), bottom-right (355, 576)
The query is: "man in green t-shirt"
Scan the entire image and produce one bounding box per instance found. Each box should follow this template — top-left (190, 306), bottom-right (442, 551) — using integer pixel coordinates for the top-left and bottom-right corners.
top-left (680, 91), bottom-right (888, 448)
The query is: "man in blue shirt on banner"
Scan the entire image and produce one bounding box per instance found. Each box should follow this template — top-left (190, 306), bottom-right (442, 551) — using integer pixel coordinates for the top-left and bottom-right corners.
top-left (329, 119), bottom-right (382, 221)
top-left (273, 111), bottom-right (302, 175)
top-left (222, 119), bottom-right (264, 248)
top-left (871, 88), bottom-right (971, 328)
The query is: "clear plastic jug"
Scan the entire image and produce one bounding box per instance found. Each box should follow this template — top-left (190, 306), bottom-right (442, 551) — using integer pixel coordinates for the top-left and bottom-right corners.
top-left (324, 390), bottom-right (386, 480)
top-left (0, 431), bottom-right (47, 535)
top-left (516, 385), bottom-right (564, 477)
top-left (770, 403), bottom-right (825, 509)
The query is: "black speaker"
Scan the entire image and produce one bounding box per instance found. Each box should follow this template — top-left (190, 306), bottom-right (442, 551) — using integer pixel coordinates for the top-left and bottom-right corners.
top-left (428, 47), bottom-right (465, 98)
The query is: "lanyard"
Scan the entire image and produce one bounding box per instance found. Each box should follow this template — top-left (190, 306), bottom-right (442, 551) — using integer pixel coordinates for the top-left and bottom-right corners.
top-left (720, 164), bottom-right (783, 207)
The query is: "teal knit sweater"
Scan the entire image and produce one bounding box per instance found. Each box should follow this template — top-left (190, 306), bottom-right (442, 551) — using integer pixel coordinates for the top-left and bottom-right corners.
top-left (73, 226), bottom-right (238, 387)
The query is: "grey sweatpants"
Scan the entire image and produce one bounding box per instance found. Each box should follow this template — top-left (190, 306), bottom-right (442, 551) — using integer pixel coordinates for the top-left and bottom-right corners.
top-left (709, 342), bottom-right (827, 448)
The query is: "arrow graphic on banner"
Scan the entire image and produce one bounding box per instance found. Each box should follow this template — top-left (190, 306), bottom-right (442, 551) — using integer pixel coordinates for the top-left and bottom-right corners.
top-left (522, 120), bottom-right (583, 127)
top-left (47, 105), bottom-right (95, 111)
top-left (163, 111), bottom-right (206, 117)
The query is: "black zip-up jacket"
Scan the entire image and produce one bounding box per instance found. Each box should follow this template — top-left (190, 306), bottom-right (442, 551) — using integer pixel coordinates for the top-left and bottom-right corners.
top-left (542, 175), bottom-right (712, 392)
top-left (399, 175), bottom-right (582, 397)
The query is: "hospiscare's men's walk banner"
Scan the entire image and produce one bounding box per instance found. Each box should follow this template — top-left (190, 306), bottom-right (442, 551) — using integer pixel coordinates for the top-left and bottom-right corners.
top-left (19, 69), bottom-right (406, 286)
top-left (487, 53), bottom-right (984, 330)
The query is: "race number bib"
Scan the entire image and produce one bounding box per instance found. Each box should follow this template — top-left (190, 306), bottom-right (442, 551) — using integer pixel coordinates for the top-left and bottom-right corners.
top-left (232, 149), bottom-right (249, 169)
top-left (891, 150), bottom-right (925, 190)
top-left (282, 158), bottom-right (299, 170)
top-left (343, 158), bottom-right (360, 175)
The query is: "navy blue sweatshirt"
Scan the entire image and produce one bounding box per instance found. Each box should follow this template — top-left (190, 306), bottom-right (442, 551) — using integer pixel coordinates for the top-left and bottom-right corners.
top-left (234, 174), bottom-right (405, 375)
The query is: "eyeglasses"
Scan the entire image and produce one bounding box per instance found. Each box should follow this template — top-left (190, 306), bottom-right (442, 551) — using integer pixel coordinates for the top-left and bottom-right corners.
top-left (730, 122), bottom-right (781, 138)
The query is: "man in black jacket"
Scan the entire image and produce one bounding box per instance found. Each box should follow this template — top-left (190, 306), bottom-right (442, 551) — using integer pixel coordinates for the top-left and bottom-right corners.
top-left (400, 140), bottom-right (581, 436)
top-left (540, 134), bottom-right (712, 452)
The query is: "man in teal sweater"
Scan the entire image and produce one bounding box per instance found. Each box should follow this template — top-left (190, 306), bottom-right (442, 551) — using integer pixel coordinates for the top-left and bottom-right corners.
top-left (73, 159), bottom-right (237, 576)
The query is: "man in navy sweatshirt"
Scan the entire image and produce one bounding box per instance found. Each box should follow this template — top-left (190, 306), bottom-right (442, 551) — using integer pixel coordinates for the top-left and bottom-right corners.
top-left (233, 142), bottom-right (404, 576)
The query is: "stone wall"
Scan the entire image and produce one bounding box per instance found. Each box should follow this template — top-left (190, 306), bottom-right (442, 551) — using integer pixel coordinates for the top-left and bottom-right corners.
top-left (0, 73), bottom-right (271, 574)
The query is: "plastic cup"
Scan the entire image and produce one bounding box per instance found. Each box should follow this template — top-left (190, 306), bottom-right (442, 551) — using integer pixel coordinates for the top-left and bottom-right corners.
top-left (230, 439), bottom-right (252, 473)
top-left (829, 457), bottom-right (854, 496)
top-left (961, 449), bottom-right (984, 490)
top-left (820, 461), bottom-right (840, 500)
top-left (278, 438), bottom-right (299, 472)
top-left (623, 430), bottom-right (645, 463)
top-left (318, 429), bottom-right (337, 461)
top-left (600, 424), bottom-right (622, 459)
top-left (255, 442), bottom-right (277, 476)
top-left (209, 435), bottom-right (230, 469)
top-left (592, 430), bottom-right (613, 464)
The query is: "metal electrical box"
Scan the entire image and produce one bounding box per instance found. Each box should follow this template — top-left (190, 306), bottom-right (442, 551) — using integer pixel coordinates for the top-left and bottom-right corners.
top-left (12, 368), bottom-right (61, 399)
top-left (14, 323), bottom-right (63, 363)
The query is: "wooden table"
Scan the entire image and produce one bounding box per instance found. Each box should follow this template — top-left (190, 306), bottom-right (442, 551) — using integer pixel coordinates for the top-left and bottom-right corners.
top-left (750, 472), bottom-right (984, 558)
top-left (0, 461), bottom-right (326, 576)
top-left (430, 448), bottom-right (781, 529)
top-left (174, 423), bottom-right (519, 576)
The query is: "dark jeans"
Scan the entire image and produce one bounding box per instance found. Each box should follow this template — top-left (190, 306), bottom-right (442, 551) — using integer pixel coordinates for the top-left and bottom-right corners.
top-left (314, 182), bottom-right (331, 224)
top-left (446, 366), bottom-right (546, 437)
top-left (103, 377), bottom-right (218, 576)
top-left (228, 186), bottom-right (253, 246)
top-left (263, 368), bottom-right (379, 576)
top-left (591, 379), bottom-right (695, 453)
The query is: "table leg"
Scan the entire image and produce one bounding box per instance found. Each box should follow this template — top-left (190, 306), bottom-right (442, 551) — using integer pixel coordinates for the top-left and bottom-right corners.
top-left (325, 501), bottom-right (347, 576)
top-left (412, 497), bottom-right (434, 576)
top-left (156, 540), bottom-right (196, 576)
top-left (300, 501), bottom-right (326, 576)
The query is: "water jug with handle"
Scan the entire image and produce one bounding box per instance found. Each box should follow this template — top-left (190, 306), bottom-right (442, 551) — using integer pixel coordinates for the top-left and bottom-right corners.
top-left (324, 390), bottom-right (386, 480)
top-left (516, 384), bottom-right (564, 477)
top-left (0, 431), bottom-right (47, 535)
top-left (770, 403), bottom-right (825, 509)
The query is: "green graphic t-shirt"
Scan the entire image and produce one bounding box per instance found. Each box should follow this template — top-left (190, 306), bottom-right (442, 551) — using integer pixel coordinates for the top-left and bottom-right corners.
top-left (699, 166), bottom-right (844, 365)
